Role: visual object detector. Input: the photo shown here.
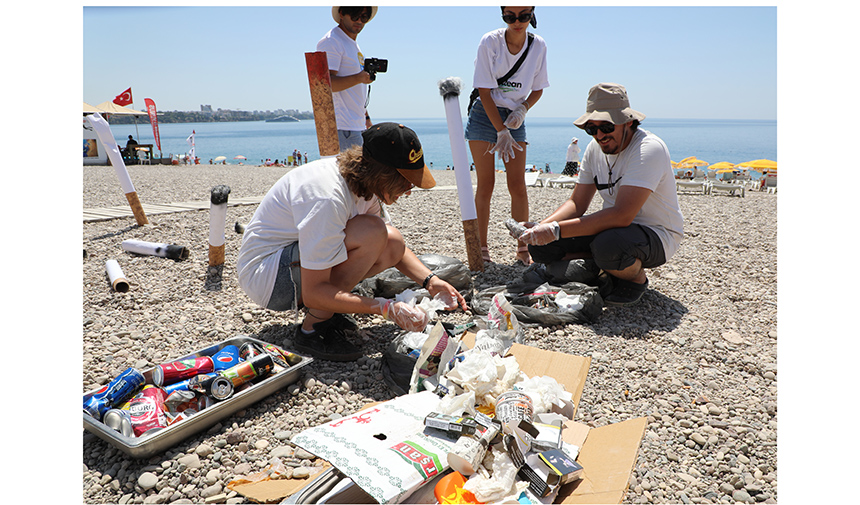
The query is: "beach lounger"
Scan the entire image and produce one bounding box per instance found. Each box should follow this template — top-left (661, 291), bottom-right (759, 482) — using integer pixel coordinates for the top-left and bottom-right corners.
top-left (676, 178), bottom-right (709, 194)
top-left (524, 172), bottom-right (541, 187)
top-left (708, 181), bottom-right (745, 197)
top-left (547, 176), bottom-right (578, 188)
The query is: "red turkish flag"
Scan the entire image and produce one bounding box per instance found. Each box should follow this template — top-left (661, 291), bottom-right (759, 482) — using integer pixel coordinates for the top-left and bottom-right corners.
top-left (113, 88), bottom-right (133, 106)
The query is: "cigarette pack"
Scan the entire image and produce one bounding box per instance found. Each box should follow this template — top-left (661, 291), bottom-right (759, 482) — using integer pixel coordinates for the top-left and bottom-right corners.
top-left (517, 448), bottom-right (584, 497)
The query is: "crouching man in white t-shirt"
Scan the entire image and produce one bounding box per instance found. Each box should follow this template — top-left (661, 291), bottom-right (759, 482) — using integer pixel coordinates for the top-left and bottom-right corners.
top-left (515, 83), bottom-right (684, 307)
top-left (237, 123), bottom-right (468, 361)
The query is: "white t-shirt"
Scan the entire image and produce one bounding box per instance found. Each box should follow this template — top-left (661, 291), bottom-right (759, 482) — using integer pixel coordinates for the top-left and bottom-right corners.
top-left (316, 26), bottom-right (367, 131)
top-left (237, 157), bottom-right (384, 307)
top-left (472, 28), bottom-right (549, 110)
top-left (579, 128), bottom-right (685, 260)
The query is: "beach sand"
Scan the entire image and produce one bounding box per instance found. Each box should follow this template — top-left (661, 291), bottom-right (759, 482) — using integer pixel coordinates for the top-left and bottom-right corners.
top-left (83, 164), bottom-right (777, 503)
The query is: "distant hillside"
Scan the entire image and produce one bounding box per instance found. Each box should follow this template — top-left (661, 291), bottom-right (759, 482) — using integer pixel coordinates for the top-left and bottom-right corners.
top-left (107, 109), bottom-right (314, 124)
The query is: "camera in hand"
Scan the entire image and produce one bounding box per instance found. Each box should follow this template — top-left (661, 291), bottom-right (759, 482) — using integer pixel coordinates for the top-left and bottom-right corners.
top-left (364, 57), bottom-right (388, 81)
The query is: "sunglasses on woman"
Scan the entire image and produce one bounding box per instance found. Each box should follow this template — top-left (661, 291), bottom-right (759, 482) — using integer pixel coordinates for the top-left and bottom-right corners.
top-left (583, 123), bottom-right (617, 136)
top-left (502, 11), bottom-right (533, 24)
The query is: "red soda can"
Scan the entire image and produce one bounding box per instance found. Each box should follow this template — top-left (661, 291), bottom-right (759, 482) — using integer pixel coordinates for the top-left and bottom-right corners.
top-left (122, 385), bottom-right (168, 437)
top-left (153, 356), bottom-right (215, 386)
top-left (219, 353), bottom-right (274, 387)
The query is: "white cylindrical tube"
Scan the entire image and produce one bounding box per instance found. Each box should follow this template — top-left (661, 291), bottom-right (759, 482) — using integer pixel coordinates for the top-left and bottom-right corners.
top-left (105, 259), bottom-right (129, 292)
top-left (85, 113), bottom-right (136, 195)
top-left (209, 185), bottom-right (230, 266)
top-left (442, 93), bottom-right (478, 222)
top-left (122, 239), bottom-right (189, 261)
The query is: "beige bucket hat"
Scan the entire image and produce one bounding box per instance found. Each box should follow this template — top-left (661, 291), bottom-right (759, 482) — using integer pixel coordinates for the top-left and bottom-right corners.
top-left (332, 6), bottom-right (378, 24)
top-left (573, 82), bottom-right (646, 127)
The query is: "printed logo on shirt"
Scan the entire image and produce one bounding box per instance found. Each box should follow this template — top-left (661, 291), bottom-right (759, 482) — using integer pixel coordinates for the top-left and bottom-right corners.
top-left (358, 51), bottom-right (365, 69)
top-left (500, 80), bottom-right (523, 92)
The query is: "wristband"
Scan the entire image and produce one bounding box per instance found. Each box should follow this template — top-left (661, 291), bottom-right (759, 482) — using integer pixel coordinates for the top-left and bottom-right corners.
top-left (422, 273), bottom-right (436, 289)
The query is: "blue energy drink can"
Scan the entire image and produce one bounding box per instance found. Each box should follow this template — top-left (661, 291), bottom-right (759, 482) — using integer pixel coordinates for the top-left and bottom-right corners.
top-left (83, 368), bottom-right (145, 421)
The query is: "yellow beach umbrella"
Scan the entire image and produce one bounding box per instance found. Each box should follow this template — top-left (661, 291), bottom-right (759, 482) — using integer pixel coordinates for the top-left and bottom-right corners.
top-left (677, 158), bottom-right (709, 168)
top-left (738, 159), bottom-right (777, 170)
top-left (708, 161), bottom-right (735, 171)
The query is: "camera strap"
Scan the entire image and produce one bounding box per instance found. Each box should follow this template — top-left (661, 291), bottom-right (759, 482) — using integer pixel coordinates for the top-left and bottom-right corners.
top-left (468, 32), bottom-right (534, 115)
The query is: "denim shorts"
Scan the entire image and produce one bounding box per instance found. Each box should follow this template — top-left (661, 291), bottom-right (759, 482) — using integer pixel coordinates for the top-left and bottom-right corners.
top-left (464, 99), bottom-right (527, 144)
top-left (338, 130), bottom-right (364, 152)
top-left (528, 224), bottom-right (666, 272)
top-left (266, 242), bottom-right (303, 312)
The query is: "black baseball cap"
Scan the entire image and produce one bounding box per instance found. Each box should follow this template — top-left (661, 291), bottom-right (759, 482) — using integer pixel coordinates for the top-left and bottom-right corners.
top-left (362, 123), bottom-right (436, 189)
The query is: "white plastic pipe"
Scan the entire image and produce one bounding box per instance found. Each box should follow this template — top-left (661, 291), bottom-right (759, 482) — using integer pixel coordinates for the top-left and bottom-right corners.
top-left (86, 113), bottom-right (135, 194)
top-left (439, 78), bottom-right (478, 221)
top-left (122, 239), bottom-right (189, 261)
top-left (105, 259), bottom-right (129, 292)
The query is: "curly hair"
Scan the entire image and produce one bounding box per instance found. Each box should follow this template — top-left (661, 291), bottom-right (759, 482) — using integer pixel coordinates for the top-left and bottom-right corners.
top-left (337, 145), bottom-right (412, 201)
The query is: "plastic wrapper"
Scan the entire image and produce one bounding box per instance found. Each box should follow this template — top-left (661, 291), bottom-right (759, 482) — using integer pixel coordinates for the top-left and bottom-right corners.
top-left (470, 280), bottom-right (604, 326)
top-left (353, 254), bottom-right (473, 300)
top-left (409, 322), bottom-right (462, 394)
top-left (227, 457), bottom-right (290, 488)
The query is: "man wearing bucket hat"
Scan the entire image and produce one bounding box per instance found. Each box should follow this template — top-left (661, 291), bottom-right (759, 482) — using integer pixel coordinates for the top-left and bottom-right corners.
top-left (515, 83), bottom-right (684, 307)
top-left (238, 123), bottom-right (467, 361)
top-left (317, 7), bottom-right (379, 151)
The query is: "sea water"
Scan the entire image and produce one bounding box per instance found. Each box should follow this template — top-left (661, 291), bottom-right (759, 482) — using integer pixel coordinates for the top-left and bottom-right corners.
top-left (106, 117), bottom-right (776, 176)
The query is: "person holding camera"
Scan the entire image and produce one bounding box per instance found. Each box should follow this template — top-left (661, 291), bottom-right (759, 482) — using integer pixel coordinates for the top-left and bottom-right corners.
top-left (514, 83), bottom-right (684, 307)
top-left (237, 123), bottom-right (468, 362)
top-left (317, 6), bottom-right (379, 151)
top-left (465, 6), bottom-right (549, 266)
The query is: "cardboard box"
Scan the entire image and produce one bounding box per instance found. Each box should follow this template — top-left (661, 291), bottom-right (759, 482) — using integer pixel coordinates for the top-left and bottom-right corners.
top-left (236, 338), bottom-right (646, 504)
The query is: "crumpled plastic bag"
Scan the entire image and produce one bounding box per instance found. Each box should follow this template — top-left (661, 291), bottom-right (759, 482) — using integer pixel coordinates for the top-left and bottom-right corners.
top-left (353, 254), bottom-right (473, 299)
top-left (445, 350), bottom-right (523, 407)
top-left (396, 289), bottom-right (450, 320)
top-left (470, 280), bottom-right (603, 326)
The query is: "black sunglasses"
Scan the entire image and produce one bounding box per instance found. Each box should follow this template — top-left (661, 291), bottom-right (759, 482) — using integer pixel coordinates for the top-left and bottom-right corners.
top-left (342, 9), bottom-right (371, 22)
top-left (502, 11), bottom-right (533, 24)
top-left (593, 175), bottom-right (623, 195)
top-left (584, 123), bottom-right (616, 136)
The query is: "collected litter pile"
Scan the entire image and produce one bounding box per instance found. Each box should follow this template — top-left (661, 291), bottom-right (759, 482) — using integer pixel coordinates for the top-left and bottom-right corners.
top-left (229, 291), bottom-right (645, 504)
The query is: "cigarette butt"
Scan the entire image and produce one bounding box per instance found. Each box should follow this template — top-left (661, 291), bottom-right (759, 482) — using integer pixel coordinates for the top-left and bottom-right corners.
top-left (105, 259), bottom-right (129, 293)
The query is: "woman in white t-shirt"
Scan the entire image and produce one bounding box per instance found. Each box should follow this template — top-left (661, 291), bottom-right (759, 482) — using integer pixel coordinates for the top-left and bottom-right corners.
top-left (465, 6), bottom-right (549, 266)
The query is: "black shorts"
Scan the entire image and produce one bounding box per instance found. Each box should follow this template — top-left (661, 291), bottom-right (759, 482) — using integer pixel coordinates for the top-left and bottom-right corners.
top-left (528, 224), bottom-right (666, 271)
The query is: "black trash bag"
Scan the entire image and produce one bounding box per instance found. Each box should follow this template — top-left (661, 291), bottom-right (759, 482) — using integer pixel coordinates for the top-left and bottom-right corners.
top-left (353, 254), bottom-right (472, 299)
top-left (522, 259), bottom-right (613, 299)
top-left (381, 322), bottom-right (457, 396)
top-left (470, 280), bottom-right (603, 326)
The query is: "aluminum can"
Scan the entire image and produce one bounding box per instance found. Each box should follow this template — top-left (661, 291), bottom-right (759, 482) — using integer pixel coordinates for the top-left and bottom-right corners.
top-left (219, 353), bottom-right (274, 387)
top-left (123, 385), bottom-right (168, 437)
top-left (187, 374), bottom-right (234, 401)
top-left (161, 373), bottom-right (217, 395)
top-left (494, 391), bottom-right (534, 425)
top-left (103, 409), bottom-right (134, 437)
top-left (239, 341), bottom-right (263, 360)
top-left (83, 367), bottom-right (145, 421)
top-left (212, 344), bottom-right (240, 371)
top-left (262, 343), bottom-right (303, 367)
top-left (153, 356), bottom-right (215, 386)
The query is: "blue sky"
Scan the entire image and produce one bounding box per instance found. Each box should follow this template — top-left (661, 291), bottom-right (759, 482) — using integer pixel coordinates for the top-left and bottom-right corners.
top-left (83, 4), bottom-right (777, 120)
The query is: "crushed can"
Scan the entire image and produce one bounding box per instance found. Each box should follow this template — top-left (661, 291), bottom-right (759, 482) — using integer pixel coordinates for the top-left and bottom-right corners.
top-left (161, 373), bottom-right (217, 396)
top-left (153, 356), bottom-right (215, 387)
top-left (83, 367), bottom-right (145, 421)
top-left (219, 353), bottom-right (274, 387)
top-left (187, 373), bottom-right (234, 401)
top-left (103, 409), bottom-right (134, 437)
top-left (262, 343), bottom-right (303, 368)
top-left (123, 385), bottom-right (169, 437)
top-left (239, 341), bottom-right (263, 360)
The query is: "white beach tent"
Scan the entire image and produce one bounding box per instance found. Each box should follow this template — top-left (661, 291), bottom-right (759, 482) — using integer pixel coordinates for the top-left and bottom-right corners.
top-left (93, 101), bottom-right (148, 116)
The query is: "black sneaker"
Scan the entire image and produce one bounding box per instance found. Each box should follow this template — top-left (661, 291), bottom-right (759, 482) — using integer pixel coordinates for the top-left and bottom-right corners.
top-left (293, 318), bottom-right (363, 362)
top-left (330, 313), bottom-right (359, 331)
top-left (604, 278), bottom-right (649, 307)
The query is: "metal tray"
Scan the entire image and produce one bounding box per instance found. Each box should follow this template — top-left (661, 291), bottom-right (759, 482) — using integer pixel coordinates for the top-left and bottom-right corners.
top-left (83, 335), bottom-right (312, 459)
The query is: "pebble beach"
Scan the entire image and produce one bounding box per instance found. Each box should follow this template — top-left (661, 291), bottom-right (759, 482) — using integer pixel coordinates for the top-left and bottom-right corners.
top-left (82, 164), bottom-right (777, 504)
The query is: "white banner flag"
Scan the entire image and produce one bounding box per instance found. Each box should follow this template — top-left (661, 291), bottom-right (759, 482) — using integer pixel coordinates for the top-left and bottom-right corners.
top-left (186, 130), bottom-right (196, 162)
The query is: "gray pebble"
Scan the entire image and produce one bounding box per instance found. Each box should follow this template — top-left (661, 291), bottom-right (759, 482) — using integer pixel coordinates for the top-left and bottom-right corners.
top-left (137, 472), bottom-right (158, 491)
